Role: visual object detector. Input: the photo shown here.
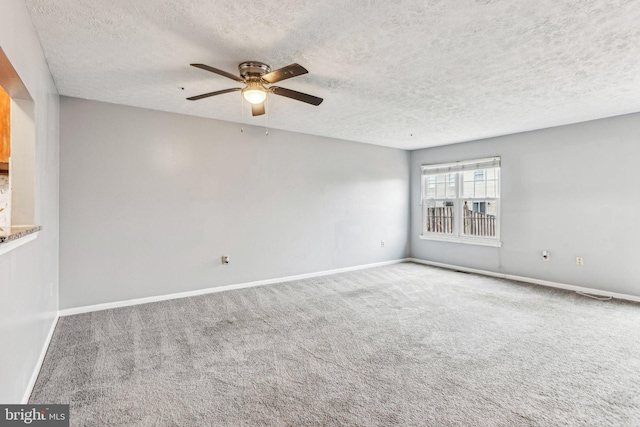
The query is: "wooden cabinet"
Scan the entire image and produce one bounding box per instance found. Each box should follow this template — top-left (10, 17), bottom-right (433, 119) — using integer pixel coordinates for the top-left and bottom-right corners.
top-left (0, 86), bottom-right (10, 163)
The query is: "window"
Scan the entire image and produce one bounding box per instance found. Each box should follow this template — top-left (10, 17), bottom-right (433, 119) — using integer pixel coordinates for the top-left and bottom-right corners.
top-left (421, 157), bottom-right (501, 247)
top-left (472, 202), bottom-right (486, 214)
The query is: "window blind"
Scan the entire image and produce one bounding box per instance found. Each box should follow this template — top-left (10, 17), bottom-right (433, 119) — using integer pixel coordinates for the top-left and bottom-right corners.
top-left (421, 157), bottom-right (500, 175)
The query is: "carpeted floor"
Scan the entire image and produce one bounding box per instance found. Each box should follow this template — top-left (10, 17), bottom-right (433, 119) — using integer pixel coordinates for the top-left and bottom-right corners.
top-left (30, 263), bottom-right (640, 426)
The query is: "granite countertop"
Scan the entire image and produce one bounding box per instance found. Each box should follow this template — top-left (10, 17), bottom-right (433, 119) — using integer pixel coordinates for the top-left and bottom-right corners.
top-left (0, 225), bottom-right (42, 243)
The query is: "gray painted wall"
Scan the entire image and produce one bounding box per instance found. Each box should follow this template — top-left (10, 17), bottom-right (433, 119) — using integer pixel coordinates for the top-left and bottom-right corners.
top-left (60, 97), bottom-right (410, 309)
top-left (410, 113), bottom-right (640, 297)
top-left (0, 3), bottom-right (60, 403)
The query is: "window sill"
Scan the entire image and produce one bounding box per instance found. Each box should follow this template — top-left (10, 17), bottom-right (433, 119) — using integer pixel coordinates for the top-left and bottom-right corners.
top-left (419, 233), bottom-right (502, 247)
top-left (0, 226), bottom-right (41, 256)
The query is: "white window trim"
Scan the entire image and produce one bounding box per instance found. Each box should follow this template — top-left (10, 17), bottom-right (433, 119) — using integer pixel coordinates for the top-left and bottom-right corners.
top-left (419, 232), bottom-right (502, 247)
top-left (420, 157), bottom-right (502, 247)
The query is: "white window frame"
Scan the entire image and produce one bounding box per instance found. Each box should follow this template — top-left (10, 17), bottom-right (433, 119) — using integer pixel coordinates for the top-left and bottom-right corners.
top-left (420, 157), bottom-right (502, 247)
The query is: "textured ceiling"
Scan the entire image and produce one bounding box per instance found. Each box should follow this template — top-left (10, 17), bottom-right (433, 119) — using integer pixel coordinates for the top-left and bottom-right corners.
top-left (25, 0), bottom-right (640, 150)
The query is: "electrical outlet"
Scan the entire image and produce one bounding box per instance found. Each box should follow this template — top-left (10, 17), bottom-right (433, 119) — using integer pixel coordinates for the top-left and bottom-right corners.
top-left (576, 256), bottom-right (584, 266)
top-left (542, 250), bottom-right (549, 261)
top-left (381, 240), bottom-right (385, 247)
top-left (222, 255), bottom-right (230, 264)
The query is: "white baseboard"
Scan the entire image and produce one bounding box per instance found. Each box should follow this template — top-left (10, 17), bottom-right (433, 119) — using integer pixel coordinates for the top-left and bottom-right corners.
top-left (408, 258), bottom-right (640, 303)
top-left (22, 312), bottom-right (59, 404)
top-left (59, 258), bottom-right (411, 317)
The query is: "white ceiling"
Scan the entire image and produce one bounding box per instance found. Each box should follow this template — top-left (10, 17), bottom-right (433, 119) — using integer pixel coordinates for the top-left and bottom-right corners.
top-left (25, 0), bottom-right (640, 150)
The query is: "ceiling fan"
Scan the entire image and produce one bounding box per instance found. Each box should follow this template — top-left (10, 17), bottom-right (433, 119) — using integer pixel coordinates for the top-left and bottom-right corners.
top-left (187, 62), bottom-right (323, 116)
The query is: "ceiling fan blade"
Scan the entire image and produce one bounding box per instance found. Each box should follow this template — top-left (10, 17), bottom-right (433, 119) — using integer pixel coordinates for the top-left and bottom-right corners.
top-left (271, 86), bottom-right (323, 106)
top-left (262, 64), bottom-right (308, 84)
top-left (190, 63), bottom-right (245, 83)
top-left (186, 87), bottom-right (241, 101)
top-left (251, 102), bottom-right (266, 116)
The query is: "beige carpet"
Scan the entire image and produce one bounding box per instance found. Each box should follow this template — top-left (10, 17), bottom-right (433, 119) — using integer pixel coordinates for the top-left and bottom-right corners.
top-left (31, 263), bottom-right (640, 426)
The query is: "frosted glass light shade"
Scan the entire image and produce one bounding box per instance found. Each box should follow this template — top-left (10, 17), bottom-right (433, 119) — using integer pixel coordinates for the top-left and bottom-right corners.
top-left (243, 89), bottom-right (267, 104)
top-left (242, 81), bottom-right (267, 104)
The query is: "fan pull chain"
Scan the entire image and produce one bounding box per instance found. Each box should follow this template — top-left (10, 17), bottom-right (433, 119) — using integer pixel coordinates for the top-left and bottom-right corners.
top-left (240, 96), bottom-right (244, 133)
top-left (265, 97), bottom-right (269, 136)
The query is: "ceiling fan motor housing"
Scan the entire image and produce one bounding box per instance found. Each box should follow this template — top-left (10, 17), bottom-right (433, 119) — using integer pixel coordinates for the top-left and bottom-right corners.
top-left (238, 62), bottom-right (271, 80)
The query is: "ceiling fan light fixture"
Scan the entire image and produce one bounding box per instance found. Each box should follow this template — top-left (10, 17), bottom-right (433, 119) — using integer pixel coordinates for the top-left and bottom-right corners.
top-left (187, 62), bottom-right (323, 114)
top-left (242, 81), bottom-right (267, 104)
